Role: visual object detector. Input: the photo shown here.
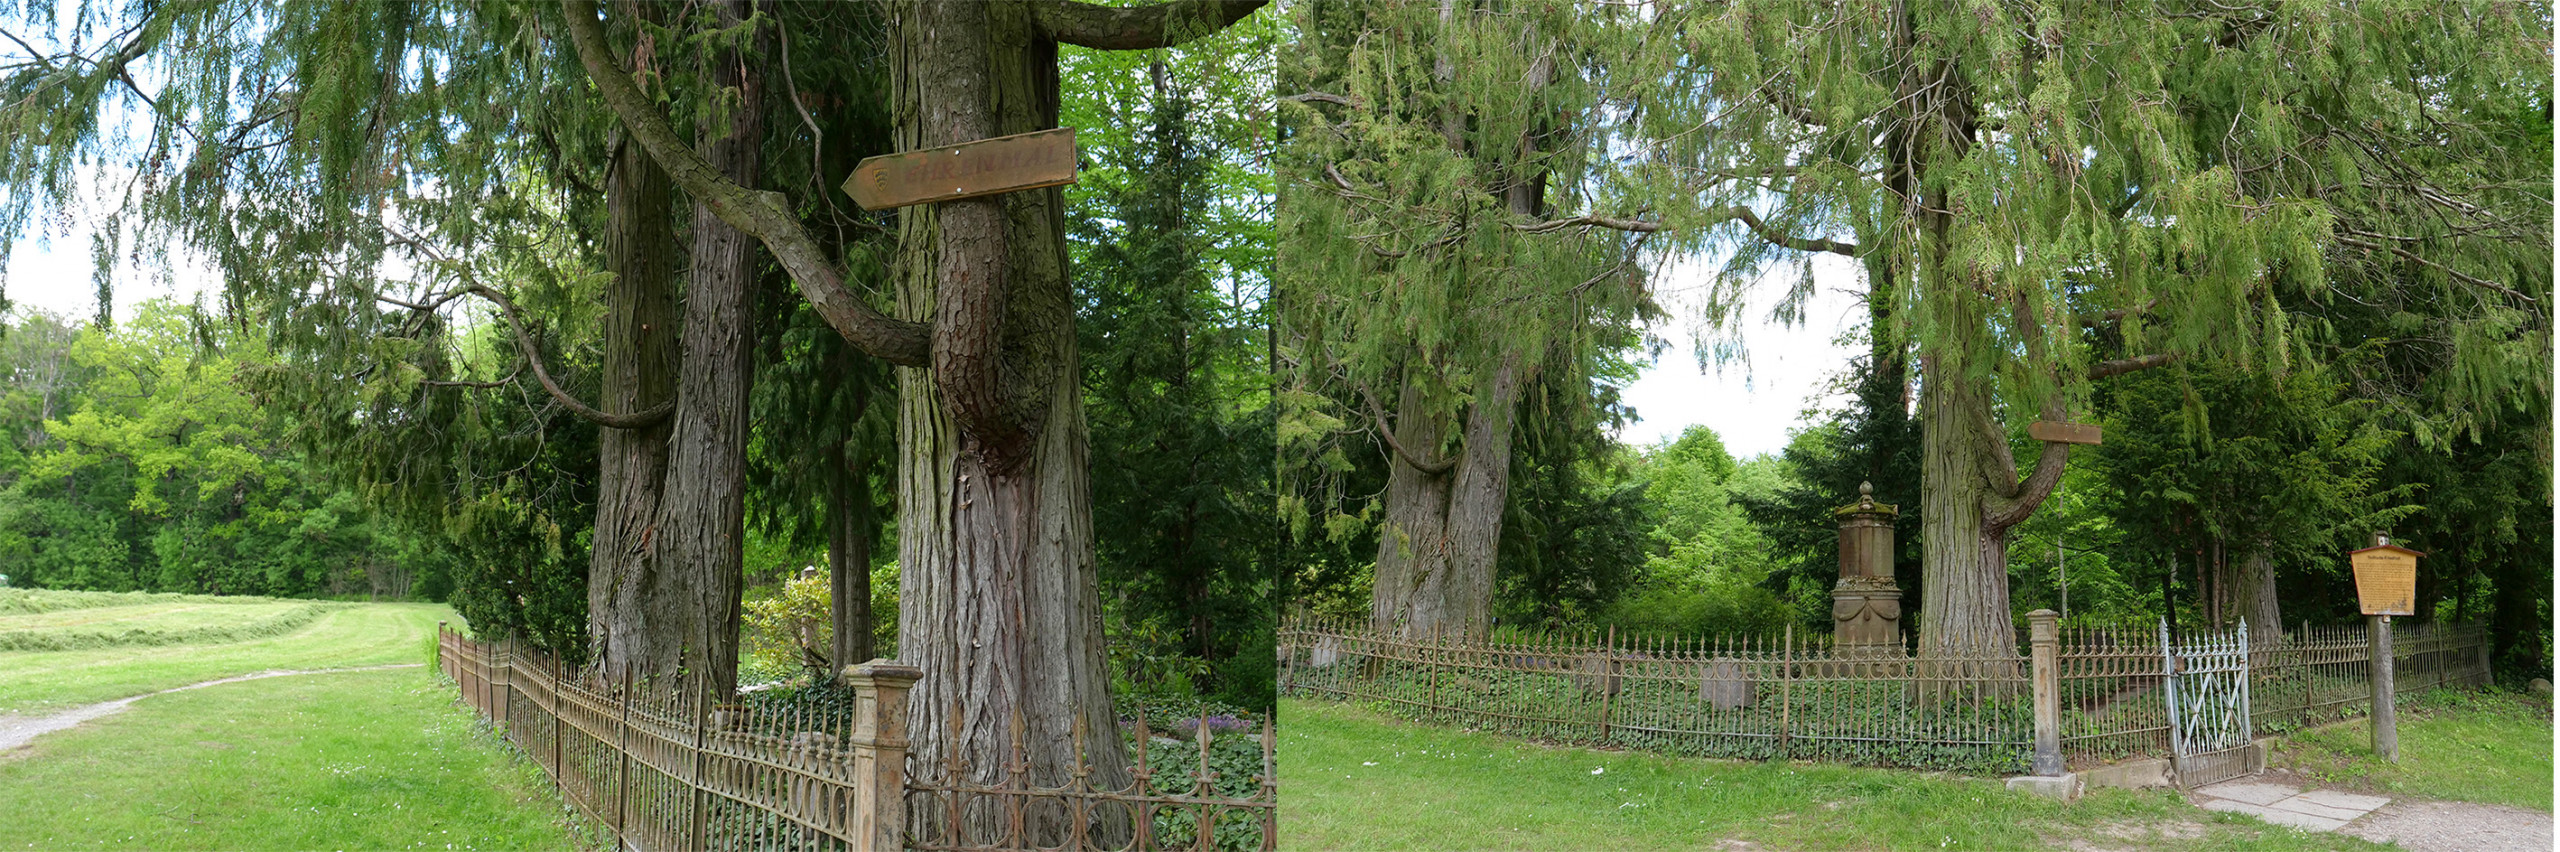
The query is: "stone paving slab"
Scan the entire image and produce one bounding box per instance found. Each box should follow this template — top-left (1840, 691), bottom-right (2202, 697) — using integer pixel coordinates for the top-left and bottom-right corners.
top-left (2200, 799), bottom-right (2352, 832)
top-left (2295, 789), bottom-right (2393, 812)
top-left (2190, 777), bottom-right (2391, 834)
top-left (2268, 797), bottom-right (2370, 821)
top-left (2199, 781), bottom-right (2299, 806)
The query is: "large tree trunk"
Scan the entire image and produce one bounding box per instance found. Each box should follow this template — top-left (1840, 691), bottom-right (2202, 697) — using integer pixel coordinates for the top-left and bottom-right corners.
top-left (586, 87), bottom-right (683, 678)
top-left (1915, 355), bottom-right (2022, 658)
top-left (641, 0), bottom-right (765, 699)
top-left (1370, 354), bottom-right (1521, 641)
top-left (2229, 536), bottom-right (2281, 646)
top-left (889, 2), bottom-right (1126, 844)
top-left (828, 439), bottom-right (876, 668)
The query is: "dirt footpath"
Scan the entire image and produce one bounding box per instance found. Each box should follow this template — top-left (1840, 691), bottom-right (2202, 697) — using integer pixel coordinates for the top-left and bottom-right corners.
top-left (2340, 799), bottom-right (2553, 852)
top-left (0, 663), bottom-right (423, 752)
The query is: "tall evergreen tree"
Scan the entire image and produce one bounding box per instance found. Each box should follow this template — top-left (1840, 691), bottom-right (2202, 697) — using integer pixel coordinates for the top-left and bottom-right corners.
top-left (1279, 0), bottom-right (1652, 640)
top-left (1635, 0), bottom-right (2549, 655)
top-left (1075, 64), bottom-right (1276, 707)
top-left (565, 0), bottom-right (1269, 839)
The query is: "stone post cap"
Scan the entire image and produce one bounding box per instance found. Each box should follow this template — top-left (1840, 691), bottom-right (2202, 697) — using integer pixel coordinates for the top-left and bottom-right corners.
top-left (2026, 609), bottom-right (2059, 620)
top-left (1834, 481), bottom-right (1900, 517)
top-left (843, 659), bottom-right (924, 683)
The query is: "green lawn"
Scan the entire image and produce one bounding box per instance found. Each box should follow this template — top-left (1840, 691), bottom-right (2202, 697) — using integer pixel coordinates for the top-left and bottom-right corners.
top-left (1282, 698), bottom-right (2387, 851)
top-left (0, 594), bottom-right (590, 849)
top-left (2264, 688), bottom-right (2553, 811)
top-left (0, 601), bottom-right (448, 714)
top-left (0, 667), bottom-right (588, 850)
top-left (0, 599), bottom-right (333, 653)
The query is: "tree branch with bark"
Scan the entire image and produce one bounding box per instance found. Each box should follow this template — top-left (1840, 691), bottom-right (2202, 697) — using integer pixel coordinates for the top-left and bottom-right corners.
top-left (1034, 0), bottom-right (1267, 50)
top-left (560, 0), bottom-right (931, 367)
top-left (1353, 375), bottom-right (1455, 475)
top-left (380, 230), bottom-right (674, 430)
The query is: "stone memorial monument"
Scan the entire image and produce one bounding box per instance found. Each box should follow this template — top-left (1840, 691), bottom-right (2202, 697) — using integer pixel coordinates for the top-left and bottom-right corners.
top-left (1832, 482), bottom-right (1904, 658)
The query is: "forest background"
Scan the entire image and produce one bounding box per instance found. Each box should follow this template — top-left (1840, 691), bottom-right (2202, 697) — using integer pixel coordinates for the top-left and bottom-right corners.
top-left (0, 3), bottom-right (1277, 713)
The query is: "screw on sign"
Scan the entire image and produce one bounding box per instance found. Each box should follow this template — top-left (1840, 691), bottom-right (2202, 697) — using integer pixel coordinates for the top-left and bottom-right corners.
top-left (2349, 536), bottom-right (2423, 616)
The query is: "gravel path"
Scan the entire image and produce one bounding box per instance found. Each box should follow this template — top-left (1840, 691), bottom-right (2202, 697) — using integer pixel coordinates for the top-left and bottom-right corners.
top-left (0, 663), bottom-right (423, 752)
top-left (2340, 799), bottom-right (2554, 852)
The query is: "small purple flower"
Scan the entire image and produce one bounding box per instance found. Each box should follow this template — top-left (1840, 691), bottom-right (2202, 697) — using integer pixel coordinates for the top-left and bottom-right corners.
top-left (1173, 714), bottom-right (1251, 737)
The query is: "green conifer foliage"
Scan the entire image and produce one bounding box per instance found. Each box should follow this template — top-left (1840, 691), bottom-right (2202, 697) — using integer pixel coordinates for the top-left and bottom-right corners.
top-left (1630, 0), bottom-right (2548, 653)
top-left (1280, 0), bottom-right (1654, 639)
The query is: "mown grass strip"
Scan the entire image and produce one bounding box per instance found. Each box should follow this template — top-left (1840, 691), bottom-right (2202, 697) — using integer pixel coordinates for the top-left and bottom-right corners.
top-left (0, 589), bottom-right (261, 616)
top-left (0, 602), bottom-right (342, 653)
top-left (1282, 698), bottom-right (2387, 851)
top-left (0, 667), bottom-right (593, 850)
top-left (0, 602), bottom-right (452, 714)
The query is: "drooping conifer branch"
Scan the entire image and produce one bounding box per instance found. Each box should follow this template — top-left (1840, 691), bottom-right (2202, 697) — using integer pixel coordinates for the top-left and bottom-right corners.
top-left (1511, 207), bottom-right (1857, 256)
top-left (2334, 231), bottom-right (2539, 306)
top-left (380, 227), bottom-right (672, 430)
top-left (375, 280), bottom-right (674, 430)
top-left (560, 0), bottom-right (930, 367)
top-left (1034, 0), bottom-right (1266, 50)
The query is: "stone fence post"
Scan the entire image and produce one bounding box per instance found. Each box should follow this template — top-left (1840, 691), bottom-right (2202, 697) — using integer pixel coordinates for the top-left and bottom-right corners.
top-left (2005, 609), bottom-right (2080, 799)
top-left (846, 659), bottom-right (924, 852)
top-left (2028, 609), bottom-right (2063, 776)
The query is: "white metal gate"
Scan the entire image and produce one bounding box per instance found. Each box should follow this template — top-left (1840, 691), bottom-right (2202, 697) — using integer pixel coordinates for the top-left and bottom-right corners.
top-left (2161, 619), bottom-right (2256, 788)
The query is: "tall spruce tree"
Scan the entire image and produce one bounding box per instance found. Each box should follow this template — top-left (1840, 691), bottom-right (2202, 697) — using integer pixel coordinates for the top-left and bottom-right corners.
top-left (1075, 63), bottom-right (1277, 706)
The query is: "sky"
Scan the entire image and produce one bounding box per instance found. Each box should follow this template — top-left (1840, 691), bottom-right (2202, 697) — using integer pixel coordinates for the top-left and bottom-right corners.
top-left (1612, 253), bottom-right (1865, 461)
top-left (6, 228), bottom-right (213, 325)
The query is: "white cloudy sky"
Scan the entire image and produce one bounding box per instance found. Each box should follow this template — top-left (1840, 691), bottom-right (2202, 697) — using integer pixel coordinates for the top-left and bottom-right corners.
top-left (1612, 253), bottom-right (1865, 460)
top-left (6, 230), bottom-right (212, 323)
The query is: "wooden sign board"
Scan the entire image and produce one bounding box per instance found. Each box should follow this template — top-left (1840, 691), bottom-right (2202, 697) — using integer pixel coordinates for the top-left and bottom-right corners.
top-left (843, 127), bottom-right (1077, 210)
top-left (2350, 543), bottom-right (2423, 616)
top-left (2028, 420), bottom-right (2103, 445)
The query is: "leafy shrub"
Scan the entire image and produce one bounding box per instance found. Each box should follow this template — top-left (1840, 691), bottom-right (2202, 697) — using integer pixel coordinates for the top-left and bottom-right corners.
top-left (742, 571), bottom-right (833, 682)
top-left (1606, 584), bottom-right (1798, 637)
top-left (1109, 618), bottom-right (1215, 702)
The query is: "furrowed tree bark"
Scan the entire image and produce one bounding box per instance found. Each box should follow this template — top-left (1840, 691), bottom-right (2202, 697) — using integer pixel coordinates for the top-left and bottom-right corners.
top-left (2231, 536), bottom-right (2280, 646)
top-left (888, 2), bottom-right (1134, 844)
top-left (1370, 354), bottom-right (1521, 641)
top-left (1916, 354), bottom-right (2027, 659)
top-left (828, 438), bottom-right (877, 668)
top-left (644, 0), bottom-right (765, 699)
top-left (586, 66), bottom-right (683, 679)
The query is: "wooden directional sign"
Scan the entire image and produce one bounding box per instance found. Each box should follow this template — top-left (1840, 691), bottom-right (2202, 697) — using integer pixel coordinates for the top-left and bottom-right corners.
top-left (2027, 420), bottom-right (2103, 445)
top-left (843, 127), bottom-right (1078, 211)
top-left (2350, 542), bottom-right (2424, 616)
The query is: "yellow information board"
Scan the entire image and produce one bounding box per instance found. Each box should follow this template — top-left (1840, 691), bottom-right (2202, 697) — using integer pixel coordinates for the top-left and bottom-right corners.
top-left (2350, 544), bottom-right (2422, 616)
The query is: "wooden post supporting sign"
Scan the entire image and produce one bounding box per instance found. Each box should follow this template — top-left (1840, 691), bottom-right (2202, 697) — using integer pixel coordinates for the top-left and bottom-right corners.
top-left (843, 127), bottom-right (1078, 210)
top-left (2352, 533), bottom-right (2422, 762)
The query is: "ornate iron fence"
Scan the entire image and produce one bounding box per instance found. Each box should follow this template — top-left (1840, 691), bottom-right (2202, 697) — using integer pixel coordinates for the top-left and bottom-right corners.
top-left (1280, 615), bottom-right (2036, 774)
top-left (1285, 614), bottom-right (2492, 777)
top-left (2046, 619), bottom-right (2487, 768)
top-left (438, 625), bottom-right (1275, 851)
